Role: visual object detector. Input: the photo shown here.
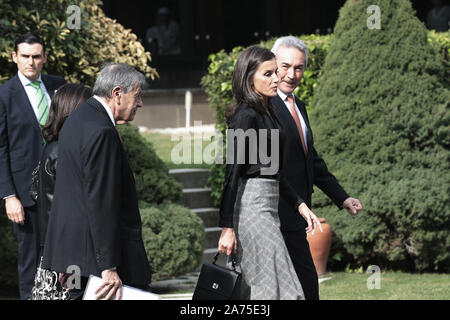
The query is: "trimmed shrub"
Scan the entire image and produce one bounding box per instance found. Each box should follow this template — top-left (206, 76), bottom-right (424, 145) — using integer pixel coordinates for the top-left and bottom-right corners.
top-left (117, 124), bottom-right (183, 205)
top-left (140, 201), bottom-right (205, 281)
top-left (0, 0), bottom-right (157, 85)
top-left (309, 0), bottom-right (450, 272)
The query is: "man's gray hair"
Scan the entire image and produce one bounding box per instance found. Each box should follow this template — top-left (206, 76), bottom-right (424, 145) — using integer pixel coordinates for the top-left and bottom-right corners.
top-left (93, 63), bottom-right (146, 98)
top-left (271, 36), bottom-right (309, 67)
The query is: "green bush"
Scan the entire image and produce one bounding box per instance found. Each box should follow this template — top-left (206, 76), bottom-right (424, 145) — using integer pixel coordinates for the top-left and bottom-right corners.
top-left (117, 124), bottom-right (183, 205)
top-left (0, 0), bottom-right (157, 85)
top-left (309, 0), bottom-right (450, 272)
top-left (428, 30), bottom-right (450, 88)
top-left (201, 35), bottom-right (332, 206)
top-left (140, 201), bottom-right (205, 281)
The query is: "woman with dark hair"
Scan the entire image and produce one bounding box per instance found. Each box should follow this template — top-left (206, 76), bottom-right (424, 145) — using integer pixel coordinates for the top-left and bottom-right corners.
top-left (30, 83), bottom-right (92, 300)
top-left (217, 46), bottom-right (322, 300)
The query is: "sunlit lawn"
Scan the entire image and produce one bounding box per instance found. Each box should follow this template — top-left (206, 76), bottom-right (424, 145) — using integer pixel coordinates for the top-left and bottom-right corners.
top-left (142, 131), bottom-right (216, 169)
top-left (318, 272), bottom-right (450, 300)
top-left (1, 272), bottom-right (448, 300)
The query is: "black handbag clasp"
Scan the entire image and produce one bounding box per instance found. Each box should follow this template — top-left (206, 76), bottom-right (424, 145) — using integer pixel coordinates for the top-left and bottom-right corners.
top-left (213, 252), bottom-right (237, 271)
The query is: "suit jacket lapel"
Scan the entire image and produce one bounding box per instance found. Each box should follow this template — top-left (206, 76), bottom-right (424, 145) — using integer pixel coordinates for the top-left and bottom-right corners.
top-left (41, 74), bottom-right (57, 98)
top-left (294, 97), bottom-right (313, 154)
top-left (88, 98), bottom-right (138, 187)
top-left (272, 95), bottom-right (306, 155)
top-left (86, 97), bottom-right (116, 126)
top-left (11, 75), bottom-right (41, 133)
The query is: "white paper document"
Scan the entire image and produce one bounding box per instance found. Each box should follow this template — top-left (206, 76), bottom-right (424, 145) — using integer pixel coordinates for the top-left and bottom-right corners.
top-left (82, 275), bottom-right (161, 300)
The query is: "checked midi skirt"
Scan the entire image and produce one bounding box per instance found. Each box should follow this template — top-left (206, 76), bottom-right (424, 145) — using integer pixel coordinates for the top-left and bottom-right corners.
top-left (231, 178), bottom-right (305, 300)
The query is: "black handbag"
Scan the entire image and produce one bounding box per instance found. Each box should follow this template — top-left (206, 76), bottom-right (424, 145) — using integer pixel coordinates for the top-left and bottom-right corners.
top-left (192, 252), bottom-right (241, 300)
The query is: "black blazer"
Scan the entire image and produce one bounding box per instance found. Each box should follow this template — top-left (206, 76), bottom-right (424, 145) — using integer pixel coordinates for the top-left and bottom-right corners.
top-left (219, 104), bottom-right (303, 228)
top-left (42, 97), bottom-right (152, 286)
top-left (0, 73), bottom-right (66, 207)
top-left (271, 95), bottom-right (349, 231)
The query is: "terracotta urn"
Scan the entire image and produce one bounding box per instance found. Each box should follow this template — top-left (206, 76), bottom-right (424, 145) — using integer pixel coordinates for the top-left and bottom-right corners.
top-left (306, 218), bottom-right (332, 275)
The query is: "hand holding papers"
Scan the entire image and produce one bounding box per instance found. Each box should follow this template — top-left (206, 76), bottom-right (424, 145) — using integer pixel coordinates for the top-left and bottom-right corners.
top-left (83, 275), bottom-right (161, 300)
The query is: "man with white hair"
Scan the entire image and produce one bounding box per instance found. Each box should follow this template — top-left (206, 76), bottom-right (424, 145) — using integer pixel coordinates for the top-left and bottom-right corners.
top-left (271, 36), bottom-right (363, 300)
top-left (42, 63), bottom-right (151, 300)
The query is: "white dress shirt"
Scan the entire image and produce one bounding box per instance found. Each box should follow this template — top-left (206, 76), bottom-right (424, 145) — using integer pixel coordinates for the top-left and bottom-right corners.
top-left (17, 71), bottom-right (52, 122)
top-left (277, 89), bottom-right (308, 150)
top-left (93, 95), bottom-right (116, 126)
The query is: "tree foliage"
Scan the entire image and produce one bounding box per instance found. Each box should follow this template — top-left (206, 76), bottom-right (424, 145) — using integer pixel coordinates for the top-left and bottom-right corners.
top-left (0, 0), bottom-right (158, 85)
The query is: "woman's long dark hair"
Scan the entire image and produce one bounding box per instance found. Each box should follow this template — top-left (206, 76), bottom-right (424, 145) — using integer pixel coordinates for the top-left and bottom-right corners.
top-left (42, 83), bottom-right (92, 142)
top-left (227, 45), bottom-right (276, 124)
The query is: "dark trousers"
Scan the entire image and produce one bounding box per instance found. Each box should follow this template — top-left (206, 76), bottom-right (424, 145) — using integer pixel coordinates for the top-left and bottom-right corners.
top-left (282, 229), bottom-right (319, 300)
top-left (12, 206), bottom-right (40, 300)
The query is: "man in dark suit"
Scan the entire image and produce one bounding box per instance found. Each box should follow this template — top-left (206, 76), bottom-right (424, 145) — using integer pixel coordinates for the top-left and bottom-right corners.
top-left (0, 32), bottom-right (66, 299)
top-left (42, 63), bottom-right (151, 300)
top-left (271, 36), bottom-right (363, 300)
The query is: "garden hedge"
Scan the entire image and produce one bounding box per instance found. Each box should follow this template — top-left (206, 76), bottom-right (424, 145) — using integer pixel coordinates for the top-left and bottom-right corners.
top-left (202, 1), bottom-right (450, 272)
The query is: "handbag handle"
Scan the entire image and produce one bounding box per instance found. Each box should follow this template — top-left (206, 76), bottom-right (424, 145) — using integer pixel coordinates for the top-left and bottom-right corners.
top-left (213, 252), bottom-right (237, 271)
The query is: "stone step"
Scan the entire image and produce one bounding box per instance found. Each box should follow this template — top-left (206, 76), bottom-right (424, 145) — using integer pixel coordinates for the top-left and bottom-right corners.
top-left (149, 272), bottom-right (199, 294)
top-left (169, 168), bottom-right (210, 189)
top-left (182, 187), bottom-right (213, 209)
top-left (191, 207), bottom-right (219, 229)
top-left (204, 227), bottom-right (221, 249)
top-left (160, 293), bottom-right (193, 300)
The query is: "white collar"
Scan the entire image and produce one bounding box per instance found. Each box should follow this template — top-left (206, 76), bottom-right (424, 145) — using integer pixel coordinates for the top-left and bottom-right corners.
top-left (93, 95), bottom-right (116, 126)
top-left (17, 71), bottom-right (42, 87)
top-left (277, 88), bottom-right (294, 102)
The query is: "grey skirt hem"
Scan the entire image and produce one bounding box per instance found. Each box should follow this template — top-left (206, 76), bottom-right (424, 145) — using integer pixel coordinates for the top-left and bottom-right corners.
top-left (231, 178), bottom-right (305, 300)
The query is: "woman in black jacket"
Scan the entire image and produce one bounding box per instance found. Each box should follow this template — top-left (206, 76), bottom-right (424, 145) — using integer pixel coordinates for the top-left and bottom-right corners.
top-left (30, 83), bottom-right (92, 300)
top-left (217, 46), bottom-right (322, 300)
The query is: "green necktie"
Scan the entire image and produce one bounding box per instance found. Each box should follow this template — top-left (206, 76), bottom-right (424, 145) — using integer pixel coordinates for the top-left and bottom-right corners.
top-left (29, 81), bottom-right (49, 126)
